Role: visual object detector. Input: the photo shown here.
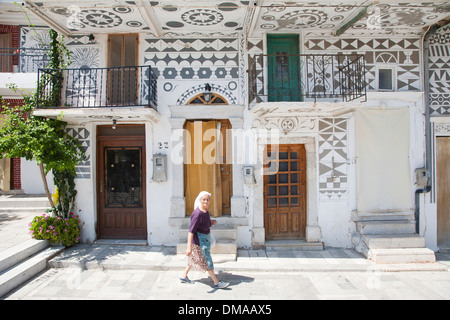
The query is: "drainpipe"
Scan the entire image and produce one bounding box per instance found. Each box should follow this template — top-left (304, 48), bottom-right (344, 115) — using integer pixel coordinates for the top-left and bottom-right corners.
top-left (415, 186), bottom-right (432, 234)
top-left (416, 23), bottom-right (440, 234)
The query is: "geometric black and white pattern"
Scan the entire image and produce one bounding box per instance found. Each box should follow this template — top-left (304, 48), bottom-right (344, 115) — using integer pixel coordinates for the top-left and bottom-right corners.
top-left (305, 37), bottom-right (422, 91)
top-left (429, 26), bottom-right (450, 116)
top-left (318, 118), bottom-right (348, 201)
top-left (66, 127), bottom-right (91, 180)
top-left (144, 38), bottom-right (240, 80)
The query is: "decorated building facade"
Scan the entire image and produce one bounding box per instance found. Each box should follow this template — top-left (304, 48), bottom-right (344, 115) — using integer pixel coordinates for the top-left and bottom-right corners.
top-left (0, 0), bottom-right (449, 262)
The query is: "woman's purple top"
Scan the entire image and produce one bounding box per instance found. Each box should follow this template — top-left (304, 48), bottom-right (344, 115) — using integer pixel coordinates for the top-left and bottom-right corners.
top-left (189, 208), bottom-right (212, 246)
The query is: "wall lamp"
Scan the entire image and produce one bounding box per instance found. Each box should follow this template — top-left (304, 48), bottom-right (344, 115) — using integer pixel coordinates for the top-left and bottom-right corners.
top-left (204, 83), bottom-right (212, 103)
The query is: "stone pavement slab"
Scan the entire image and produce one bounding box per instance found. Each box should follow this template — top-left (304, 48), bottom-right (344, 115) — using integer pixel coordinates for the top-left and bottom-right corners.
top-left (46, 244), bottom-right (448, 273)
top-left (4, 267), bottom-right (450, 300)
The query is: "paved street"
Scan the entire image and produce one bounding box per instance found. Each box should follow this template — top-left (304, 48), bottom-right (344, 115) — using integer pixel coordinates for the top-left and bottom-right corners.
top-left (2, 244), bottom-right (450, 300)
top-left (1, 205), bottom-right (450, 300)
top-left (3, 265), bottom-right (450, 300)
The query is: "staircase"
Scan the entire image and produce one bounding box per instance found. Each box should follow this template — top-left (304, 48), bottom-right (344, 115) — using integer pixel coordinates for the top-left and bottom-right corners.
top-left (0, 194), bottom-right (64, 297)
top-left (0, 194), bottom-right (52, 214)
top-left (352, 212), bottom-right (436, 264)
top-left (0, 240), bottom-right (64, 297)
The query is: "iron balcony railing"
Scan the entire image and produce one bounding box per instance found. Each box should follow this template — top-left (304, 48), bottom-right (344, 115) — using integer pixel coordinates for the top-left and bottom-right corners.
top-left (248, 54), bottom-right (367, 104)
top-left (36, 65), bottom-right (158, 110)
top-left (0, 47), bottom-right (49, 73)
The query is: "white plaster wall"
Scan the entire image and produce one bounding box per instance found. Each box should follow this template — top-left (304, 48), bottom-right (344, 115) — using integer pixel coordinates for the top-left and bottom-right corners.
top-left (21, 159), bottom-right (54, 195)
top-left (317, 202), bottom-right (352, 248)
top-left (146, 113), bottom-right (179, 246)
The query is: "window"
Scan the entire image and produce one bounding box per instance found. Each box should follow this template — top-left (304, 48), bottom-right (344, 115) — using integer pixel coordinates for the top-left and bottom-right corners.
top-left (377, 66), bottom-right (396, 91)
top-left (187, 93), bottom-right (228, 105)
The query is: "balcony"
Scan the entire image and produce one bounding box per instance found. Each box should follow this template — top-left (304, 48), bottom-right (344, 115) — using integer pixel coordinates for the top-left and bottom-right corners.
top-left (0, 47), bottom-right (49, 73)
top-left (0, 47), bottom-right (49, 97)
top-left (36, 66), bottom-right (158, 110)
top-left (248, 54), bottom-right (366, 105)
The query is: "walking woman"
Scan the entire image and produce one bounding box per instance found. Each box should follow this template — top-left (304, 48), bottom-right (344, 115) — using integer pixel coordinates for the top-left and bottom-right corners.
top-left (180, 191), bottom-right (230, 289)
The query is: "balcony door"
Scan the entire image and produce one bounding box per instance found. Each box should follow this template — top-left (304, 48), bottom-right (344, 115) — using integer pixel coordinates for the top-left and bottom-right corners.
top-left (108, 34), bottom-right (138, 105)
top-left (267, 34), bottom-right (301, 102)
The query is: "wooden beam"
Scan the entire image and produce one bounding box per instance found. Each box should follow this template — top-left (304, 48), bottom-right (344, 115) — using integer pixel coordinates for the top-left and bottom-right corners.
top-left (333, 5), bottom-right (370, 37)
top-left (136, 0), bottom-right (163, 37)
top-left (23, 0), bottom-right (71, 36)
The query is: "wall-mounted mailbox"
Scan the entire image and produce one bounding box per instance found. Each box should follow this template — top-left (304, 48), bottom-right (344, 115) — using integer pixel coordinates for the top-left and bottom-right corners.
top-left (243, 166), bottom-right (256, 185)
top-left (153, 154), bottom-right (167, 182)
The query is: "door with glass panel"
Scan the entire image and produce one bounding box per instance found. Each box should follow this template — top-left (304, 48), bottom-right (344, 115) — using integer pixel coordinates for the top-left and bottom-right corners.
top-left (97, 127), bottom-right (146, 239)
top-left (264, 144), bottom-right (307, 240)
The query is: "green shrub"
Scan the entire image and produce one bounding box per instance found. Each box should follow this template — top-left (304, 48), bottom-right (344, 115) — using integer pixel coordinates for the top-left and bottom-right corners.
top-left (29, 213), bottom-right (80, 247)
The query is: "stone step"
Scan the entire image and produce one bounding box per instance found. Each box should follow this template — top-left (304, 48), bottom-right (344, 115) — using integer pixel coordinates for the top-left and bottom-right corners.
top-left (177, 227), bottom-right (237, 242)
top-left (363, 234), bottom-right (426, 249)
top-left (0, 239), bottom-right (49, 273)
top-left (177, 240), bottom-right (237, 255)
top-left (0, 245), bottom-right (64, 297)
top-left (265, 240), bottom-right (324, 251)
top-left (94, 239), bottom-right (148, 246)
top-left (356, 220), bottom-right (416, 236)
top-left (0, 195), bottom-right (50, 209)
top-left (368, 248), bottom-right (436, 264)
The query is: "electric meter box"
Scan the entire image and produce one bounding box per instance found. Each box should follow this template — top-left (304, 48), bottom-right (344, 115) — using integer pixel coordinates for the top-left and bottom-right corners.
top-left (153, 154), bottom-right (167, 182)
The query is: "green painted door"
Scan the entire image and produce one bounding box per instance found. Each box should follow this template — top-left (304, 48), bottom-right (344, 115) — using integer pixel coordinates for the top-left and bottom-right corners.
top-left (267, 35), bottom-right (301, 102)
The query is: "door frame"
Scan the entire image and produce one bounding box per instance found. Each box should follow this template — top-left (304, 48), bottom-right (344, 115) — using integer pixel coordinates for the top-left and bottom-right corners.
top-left (96, 127), bottom-right (147, 240)
top-left (253, 136), bottom-right (321, 247)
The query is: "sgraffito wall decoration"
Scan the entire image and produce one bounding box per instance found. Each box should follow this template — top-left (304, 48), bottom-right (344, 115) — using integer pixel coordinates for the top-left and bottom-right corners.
top-left (428, 26), bottom-right (450, 117)
top-left (66, 127), bottom-right (91, 180)
top-left (144, 37), bottom-right (242, 105)
top-left (318, 118), bottom-right (348, 201)
top-left (304, 37), bottom-right (422, 92)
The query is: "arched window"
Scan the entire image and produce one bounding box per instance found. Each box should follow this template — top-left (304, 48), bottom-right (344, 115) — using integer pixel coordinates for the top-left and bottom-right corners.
top-left (187, 93), bottom-right (228, 105)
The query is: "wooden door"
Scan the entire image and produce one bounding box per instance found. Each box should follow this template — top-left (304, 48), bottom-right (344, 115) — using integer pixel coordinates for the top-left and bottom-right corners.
top-left (437, 137), bottom-right (450, 247)
top-left (264, 144), bottom-right (307, 240)
top-left (97, 131), bottom-right (146, 240)
top-left (108, 34), bottom-right (138, 105)
top-left (0, 33), bottom-right (12, 72)
top-left (183, 120), bottom-right (232, 215)
top-left (267, 34), bottom-right (301, 102)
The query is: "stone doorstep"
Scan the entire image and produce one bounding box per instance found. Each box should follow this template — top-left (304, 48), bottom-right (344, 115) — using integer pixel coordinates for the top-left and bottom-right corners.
top-left (356, 220), bottom-right (416, 235)
top-left (362, 234), bottom-right (426, 249)
top-left (368, 248), bottom-right (437, 264)
top-left (265, 240), bottom-right (324, 251)
top-left (177, 227), bottom-right (237, 242)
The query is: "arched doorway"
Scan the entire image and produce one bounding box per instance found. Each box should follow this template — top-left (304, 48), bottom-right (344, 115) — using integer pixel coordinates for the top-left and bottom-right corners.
top-left (183, 94), bottom-right (233, 216)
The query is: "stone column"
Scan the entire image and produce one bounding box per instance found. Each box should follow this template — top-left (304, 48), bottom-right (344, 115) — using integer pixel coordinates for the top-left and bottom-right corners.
top-left (229, 117), bottom-right (247, 218)
top-left (169, 117), bottom-right (186, 218)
